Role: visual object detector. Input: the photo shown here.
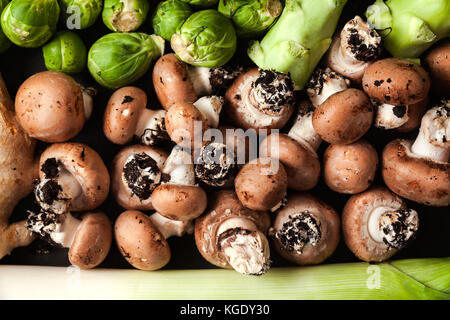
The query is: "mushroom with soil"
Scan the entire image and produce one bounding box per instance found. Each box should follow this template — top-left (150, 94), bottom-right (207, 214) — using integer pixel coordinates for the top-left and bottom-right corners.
top-left (323, 139), bottom-right (378, 194)
top-left (224, 68), bottom-right (295, 131)
top-left (111, 145), bottom-right (168, 211)
top-left (306, 67), bottom-right (351, 108)
top-left (153, 53), bottom-right (243, 110)
top-left (27, 210), bottom-right (112, 269)
top-left (15, 71), bottom-right (96, 143)
top-left (362, 58), bottom-right (431, 131)
top-left (270, 193), bottom-right (340, 265)
top-left (326, 16), bottom-right (382, 83)
top-left (195, 190), bottom-right (271, 276)
top-left (0, 74), bottom-right (37, 259)
top-left (342, 187), bottom-right (419, 262)
top-left (423, 41), bottom-right (450, 97)
top-left (103, 86), bottom-right (169, 146)
top-left (382, 102), bottom-right (450, 207)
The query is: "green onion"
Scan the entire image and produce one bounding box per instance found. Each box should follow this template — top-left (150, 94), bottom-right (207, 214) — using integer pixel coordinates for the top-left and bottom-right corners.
top-left (0, 258), bottom-right (448, 299)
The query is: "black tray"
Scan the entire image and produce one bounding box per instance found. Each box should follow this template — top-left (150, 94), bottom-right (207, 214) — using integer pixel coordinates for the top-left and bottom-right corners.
top-left (1, 0), bottom-right (449, 270)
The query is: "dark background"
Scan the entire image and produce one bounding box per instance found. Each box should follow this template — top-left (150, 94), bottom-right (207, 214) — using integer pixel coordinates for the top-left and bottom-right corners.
top-left (1, 0), bottom-right (448, 270)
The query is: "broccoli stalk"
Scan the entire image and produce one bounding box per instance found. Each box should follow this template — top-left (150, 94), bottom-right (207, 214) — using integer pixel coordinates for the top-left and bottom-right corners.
top-left (366, 0), bottom-right (450, 58)
top-left (247, 0), bottom-right (348, 90)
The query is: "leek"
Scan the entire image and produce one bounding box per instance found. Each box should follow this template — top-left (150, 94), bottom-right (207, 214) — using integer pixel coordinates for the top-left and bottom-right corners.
top-left (0, 258), bottom-right (448, 299)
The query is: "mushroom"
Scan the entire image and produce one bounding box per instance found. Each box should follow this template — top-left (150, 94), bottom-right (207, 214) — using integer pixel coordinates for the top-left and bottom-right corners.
top-left (34, 143), bottom-right (110, 214)
top-left (0, 73), bottom-right (37, 259)
top-left (153, 53), bottom-right (243, 109)
top-left (194, 190), bottom-right (271, 275)
top-left (15, 71), bottom-right (95, 143)
top-left (306, 68), bottom-right (351, 108)
top-left (111, 145), bottom-right (168, 211)
top-left (234, 157), bottom-right (288, 211)
top-left (396, 98), bottom-right (428, 133)
top-left (382, 102), bottom-right (450, 207)
top-left (27, 210), bottom-right (112, 269)
top-left (270, 193), bottom-right (340, 265)
top-left (362, 58), bottom-right (431, 130)
top-left (326, 16), bottom-right (382, 82)
top-left (224, 68), bottom-right (295, 131)
top-left (287, 100), bottom-right (323, 151)
top-left (423, 40), bottom-right (450, 97)
top-left (151, 146), bottom-right (208, 221)
top-left (103, 86), bottom-right (169, 146)
top-left (323, 139), bottom-right (378, 194)
top-left (342, 187), bottom-right (419, 262)
top-left (312, 88), bottom-right (374, 144)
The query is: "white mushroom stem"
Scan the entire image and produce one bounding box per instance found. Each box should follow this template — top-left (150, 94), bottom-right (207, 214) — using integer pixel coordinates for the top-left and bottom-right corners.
top-left (35, 168), bottom-right (82, 215)
top-left (134, 108), bottom-right (167, 142)
top-left (194, 96), bottom-right (224, 128)
top-left (82, 87), bottom-right (96, 120)
top-left (368, 206), bottom-right (419, 249)
top-left (149, 212), bottom-right (194, 239)
top-left (306, 68), bottom-right (350, 108)
top-left (188, 66), bottom-right (213, 96)
top-left (374, 104), bottom-right (409, 129)
top-left (163, 146), bottom-right (196, 186)
top-left (288, 101), bottom-right (322, 151)
top-left (217, 218), bottom-right (270, 275)
top-left (411, 106), bottom-right (450, 162)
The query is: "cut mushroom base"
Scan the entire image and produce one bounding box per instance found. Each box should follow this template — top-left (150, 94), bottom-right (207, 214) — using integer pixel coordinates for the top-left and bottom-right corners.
top-left (306, 68), bottom-right (351, 108)
top-left (342, 187), bottom-right (419, 262)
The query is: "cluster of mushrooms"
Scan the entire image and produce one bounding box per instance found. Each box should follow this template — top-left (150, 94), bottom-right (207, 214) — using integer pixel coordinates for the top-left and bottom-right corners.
top-left (1, 16), bottom-right (448, 275)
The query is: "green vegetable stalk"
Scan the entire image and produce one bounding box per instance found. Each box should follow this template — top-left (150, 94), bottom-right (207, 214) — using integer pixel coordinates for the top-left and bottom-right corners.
top-left (0, 0), bottom-right (11, 53)
top-left (102, 0), bottom-right (150, 32)
top-left (0, 0), bottom-right (60, 48)
top-left (218, 0), bottom-right (283, 38)
top-left (59, 0), bottom-right (103, 30)
top-left (43, 31), bottom-right (87, 74)
top-left (152, 0), bottom-right (193, 41)
top-left (88, 32), bottom-right (164, 89)
top-left (171, 9), bottom-right (237, 68)
top-left (179, 0), bottom-right (217, 7)
top-left (248, 0), bottom-right (348, 90)
top-left (366, 0), bottom-right (450, 58)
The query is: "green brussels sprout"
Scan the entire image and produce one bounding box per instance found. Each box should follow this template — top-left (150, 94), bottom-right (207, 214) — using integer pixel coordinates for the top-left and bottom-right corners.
top-left (88, 32), bottom-right (164, 89)
top-left (179, 0), bottom-right (217, 7)
top-left (0, 0), bottom-right (12, 53)
top-left (0, 0), bottom-right (60, 48)
top-left (102, 0), bottom-right (150, 32)
top-left (152, 0), bottom-right (193, 41)
top-left (218, 0), bottom-right (282, 38)
top-left (59, 0), bottom-right (103, 30)
top-left (171, 9), bottom-right (237, 68)
top-left (42, 31), bottom-right (87, 74)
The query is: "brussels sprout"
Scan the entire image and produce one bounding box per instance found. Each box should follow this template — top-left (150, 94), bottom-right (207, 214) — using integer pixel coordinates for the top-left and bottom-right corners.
top-left (59, 0), bottom-right (103, 30)
top-left (0, 0), bottom-right (11, 53)
top-left (0, 0), bottom-right (60, 48)
top-left (171, 9), bottom-right (237, 68)
top-left (42, 31), bottom-right (87, 74)
top-left (152, 0), bottom-right (193, 41)
top-left (218, 0), bottom-right (282, 38)
top-left (102, 0), bottom-right (150, 32)
top-left (179, 0), bottom-right (217, 7)
top-left (88, 32), bottom-right (164, 89)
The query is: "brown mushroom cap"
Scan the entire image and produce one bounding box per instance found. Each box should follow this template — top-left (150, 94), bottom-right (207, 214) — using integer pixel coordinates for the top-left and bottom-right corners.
top-left (114, 210), bottom-right (171, 271)
top-left (235, 157), bottom-right (288, 211)
top-left (342, 187), bottom-right (409, 262)
top-left (271, 193), bottom-right (340, 265)
top-left (68, 211), bottom-right (112, 270)
top-left (396, 97), bottom-right (428, 133)
top-left (15, 71), bottom-right (85, 143)
top-left (151, 184), bottom-right (207, 221)
top-left (323, 139), bottom-right (378, 194)
top-left (362, 58), bottom-right (430, 105)
top-left (39, 143), bottom-right (110, 212)
top-left (194, 190), bottom-right (271, 269)
top-left (312, 88), bottom-right (373, 144)
top-left (103, 86), bottom-right (147, 144)
top-left (153, 53), bottom-right (197, 110)
top-left (260, 133), bottom-right (320, 191)
top-left (111, 145), bottom-right (168, 210)
top-left (165, 101), bottom-right (208, 148)
top-left (423, 41), bottom-right (450, 97)
top-left (382, 139), bottom-right (449, 207)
